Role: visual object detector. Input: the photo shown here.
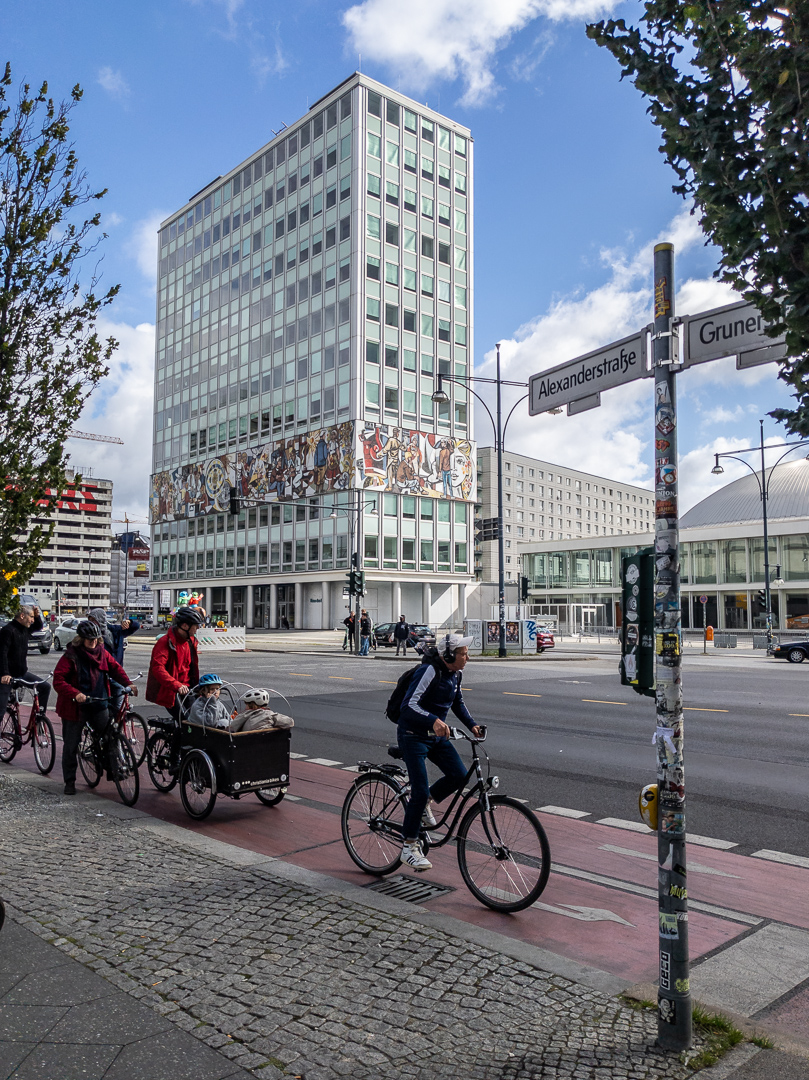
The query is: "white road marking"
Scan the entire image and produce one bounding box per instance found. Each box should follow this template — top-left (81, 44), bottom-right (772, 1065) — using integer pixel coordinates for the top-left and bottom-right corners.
top-left (599, 844), bottom-right (740, 878)
top-left (534, 902), bottom-right (634, 926)
top-left (305, 758), bottom-right (343, 767)
top-left (342, 765), bottom-right (361, 772)
top-left (596, 817), bottom-right (650, 834)
top-left (688, 833), bottom-right (738, 850)
top-left (596, 817), bottom-right (738, 849)
top-left (750, 849), bottom-right (809, 870)
top-left (289, 752), bottom-right (309, 759)
top-left (283, 794), bottom-right (302, 801)
top-left (537, 805), bottom-right (591, 819)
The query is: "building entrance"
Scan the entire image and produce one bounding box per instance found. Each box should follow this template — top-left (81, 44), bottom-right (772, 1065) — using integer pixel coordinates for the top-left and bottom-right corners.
top-left (278, 584), bottom-right (295, 629)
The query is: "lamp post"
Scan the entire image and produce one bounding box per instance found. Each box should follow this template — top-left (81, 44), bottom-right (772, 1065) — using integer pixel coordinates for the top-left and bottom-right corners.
top-left (431, 346), bottom-right (529, 657)
top-left (329, 494), bottom-right (378, 653)
top-left (710, 420), bottom-right (809, 648)
top-left (86, 549), bottom-right (98, 614)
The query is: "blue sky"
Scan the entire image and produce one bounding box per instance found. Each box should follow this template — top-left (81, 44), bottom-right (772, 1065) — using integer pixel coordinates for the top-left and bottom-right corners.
top-left (2, 0), bottom-right (794, 519)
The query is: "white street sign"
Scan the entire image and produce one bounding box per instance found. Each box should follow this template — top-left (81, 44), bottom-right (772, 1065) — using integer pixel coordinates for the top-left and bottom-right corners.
top-left (682, 299), bottom-right (786, 368)
top-left (529, 330), bottom-right (650, 415)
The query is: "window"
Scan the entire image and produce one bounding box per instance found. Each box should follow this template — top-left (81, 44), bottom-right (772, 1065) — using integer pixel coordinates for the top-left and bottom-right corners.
top-left (386, 180), bottom-right (399, 205)
top-left (422, 118), bottom-right (434, 141)
top-left (403, 268), bottom-right (417, 291)
top-left (421, 275), bottom-right (434, 297)
top-left (404, 148), bottom-right (417, 174)
top-left (385, 222), bottom-right (399, 245)
top-left (421, 195), bottom-right (434, 219)
top-left (403, 188), bottom-right (417, 212)
top-left (367, 173), bottom-right (381, 198)
top-left (386, 142), bottom-right (399, 167)
top-left (421, 156), bottom-right (434, 180)
top-left (368, 90), bottom-right (381, 116)
top-left (385, 303), bottom-right (398, 327)
top-left (367, 256), bottom-right (380, 280)
top-left (367, 214), bottom-right (380, 239)
top-left (420, 539), bottom-right (433, 569)
top-left (385, 346), bottom-right (398, 367)
top-left (384, 387), bottom-right (398, 411)
top-left (366, 341), bottom-right (380, 364)
top-left (367, 298), bottom-right (380, 321)
top-left (367, 132), bottom-right (381, 158)
top-left (403, 309), bottom-right (416, 332)
top-left (385, 261), bottom-right (399, 285)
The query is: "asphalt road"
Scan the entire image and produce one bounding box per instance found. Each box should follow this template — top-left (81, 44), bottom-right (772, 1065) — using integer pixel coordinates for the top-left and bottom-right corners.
top-left (28, 642), bottom-right (809, 858)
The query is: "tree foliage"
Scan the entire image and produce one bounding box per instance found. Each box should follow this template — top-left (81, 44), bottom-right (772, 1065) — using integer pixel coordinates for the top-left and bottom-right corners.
top-left (587, 2), bottom-right (809, 433)
top-left (0, 63), bottom-right (118, 612)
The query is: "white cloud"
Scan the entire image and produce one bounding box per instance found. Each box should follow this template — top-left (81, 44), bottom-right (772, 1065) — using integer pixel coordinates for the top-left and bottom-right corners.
top-left (124, 213), bottom-right (167, 282)
top-left (67, 318), bottom-right (155, 521)
top-left (471, 208), bottom-right (770, 508)
top-left (343, 0), bottom-right (621, 105)
top-left (97, 67), bottom-right (130, 99)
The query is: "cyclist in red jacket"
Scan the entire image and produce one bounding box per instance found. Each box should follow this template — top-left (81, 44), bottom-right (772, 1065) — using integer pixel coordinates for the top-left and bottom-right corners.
top-left (146, 606), bottom-right (202, 721)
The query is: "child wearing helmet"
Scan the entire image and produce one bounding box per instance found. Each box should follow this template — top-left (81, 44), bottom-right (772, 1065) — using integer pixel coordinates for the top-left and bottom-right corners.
top-left (231, 688), bottom-right (294, 732)
top-left (188, 674), bottom-right (232, 729)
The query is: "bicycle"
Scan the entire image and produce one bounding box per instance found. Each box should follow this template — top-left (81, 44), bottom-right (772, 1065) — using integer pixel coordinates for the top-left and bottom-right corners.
top-left (115, 673), bottom-right (148, 766)
top-left (341, 727), bottom-right (551, 913)
top-left (0, 677), bottom-right (55, 775)
top-left (77, 690), bottom-right (140, 806)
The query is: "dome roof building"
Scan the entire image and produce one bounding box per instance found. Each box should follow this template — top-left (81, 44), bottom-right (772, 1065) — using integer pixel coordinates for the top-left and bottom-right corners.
top-left (681, 459), bottom-right (809, 530)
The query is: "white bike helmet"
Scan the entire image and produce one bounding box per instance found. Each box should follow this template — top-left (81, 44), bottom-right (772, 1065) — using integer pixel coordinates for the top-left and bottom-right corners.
top-left (242, 688), bottom-right (270, 707)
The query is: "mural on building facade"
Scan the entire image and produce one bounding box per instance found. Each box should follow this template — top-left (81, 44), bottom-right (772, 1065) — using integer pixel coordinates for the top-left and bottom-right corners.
top-left (356, 425), bottom-right (475, 501)
top-left (149, 422), bottom-right (355, 522)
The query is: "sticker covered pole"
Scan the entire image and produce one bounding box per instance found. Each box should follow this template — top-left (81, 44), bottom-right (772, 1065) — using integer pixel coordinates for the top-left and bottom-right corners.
top-left (653, 243), bottom-right (691, 1049)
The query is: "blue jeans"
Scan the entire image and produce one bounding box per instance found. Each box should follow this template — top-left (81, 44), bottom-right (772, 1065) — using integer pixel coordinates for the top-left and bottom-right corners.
top-left (398, 729), bottom-right (469, 840)
top-left (442, 470), bottom-right (452, 496)
top-left (360, 635), bottom-right (370, 656)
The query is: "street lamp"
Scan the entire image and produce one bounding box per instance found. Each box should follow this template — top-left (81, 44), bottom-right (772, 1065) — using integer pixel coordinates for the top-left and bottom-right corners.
top-left (328, 495), bottom-right (378, 653)
top-left (710, 419), bottom-right (809, 648)
top-left (431, 344), bottom-right (531, 657)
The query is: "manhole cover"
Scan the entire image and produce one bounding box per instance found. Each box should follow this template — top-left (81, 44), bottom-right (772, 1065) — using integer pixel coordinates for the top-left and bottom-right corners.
top-left (364, 874), bottom-right (455, 904)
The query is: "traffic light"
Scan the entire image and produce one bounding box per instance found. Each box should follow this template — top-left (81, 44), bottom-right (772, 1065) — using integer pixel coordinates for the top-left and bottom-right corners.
top-left (620, 547), bottom-right (655, 697)
top-left (351, 551), bottom-right (358, 567)
top-left (228, 485), bottom-right (240, 516)
top-left (757, 589), bottom-right (767, 606)
top-left (520, 576), bottom-right (529, 602)
top-left (345, 572), bottom-right (354, 596)
top-left (357, 571), bottom-right (366, 595)
top-left (347, 569), bottom-right (366, 596)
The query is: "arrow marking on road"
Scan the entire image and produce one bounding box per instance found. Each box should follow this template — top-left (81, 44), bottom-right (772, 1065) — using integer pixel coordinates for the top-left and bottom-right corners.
top-left (534, 902), bottom-right (634, 926)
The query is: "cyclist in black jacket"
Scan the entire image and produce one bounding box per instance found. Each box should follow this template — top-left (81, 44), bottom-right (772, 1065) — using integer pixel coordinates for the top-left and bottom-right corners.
top-left (0, 605), bottom-right (51, 719)
top-left (397, 633), bottom-right (481, 871)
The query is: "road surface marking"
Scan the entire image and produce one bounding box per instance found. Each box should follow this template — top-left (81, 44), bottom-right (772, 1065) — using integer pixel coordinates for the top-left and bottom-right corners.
top-left (688, 834), bottom-right (738, 850)
top-left (306, 757), bottom-right (343, 767)
top-left (283, 794), bottom-right (302, 801)
top-left (788, 713), bottom-right (809, 717)
top-left (537, 805), bottom-right (591, 819)
top-left (596, 817), bottom-right (738, 849)
top-left (684, 707), bottom-right (729, 713)
top-left (582, 699), bottom-right (624, 705)
top-left (751, 849), bottom-right (809, 870)
top-left (503, 691), bottom-right (542, 698)
top-left (342, 765), bottom-right (362, 772)
top-left (534, 902), bottom-right (634, 926)
top-left (328, 676), bottom-right (353, 680)
top-left (378, 681), bottom-right (398, 685)
top-left (290, 673), bottom-right (313, 677)
top-left (599, 844), bottom-right (740, 878)
top-left (289, 752), bottom-right (309, 759)
top-left (597, 817), bottom-right (649, 833)
top-left (512, 798), bottom-right (529, 804)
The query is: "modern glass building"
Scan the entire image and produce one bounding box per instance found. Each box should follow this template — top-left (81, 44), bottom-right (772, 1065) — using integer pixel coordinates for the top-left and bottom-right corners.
top-left (520, 460), bottom-right (809, 631)
top-left (148, 74), bottom-right (475, 628)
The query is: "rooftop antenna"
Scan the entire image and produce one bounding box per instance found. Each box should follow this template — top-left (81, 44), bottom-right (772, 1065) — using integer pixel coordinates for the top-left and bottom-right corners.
top-left (359, 53), bottom-right (361, 72)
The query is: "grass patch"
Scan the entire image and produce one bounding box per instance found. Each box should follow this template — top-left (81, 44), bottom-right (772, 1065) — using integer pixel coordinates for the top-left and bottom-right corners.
top-left (685, 1007), bottom-right (744, 1070)
top-left (620, 994), bottom-right (656, 1012)
top-left (751, 1034), bottom-right (774, 1049)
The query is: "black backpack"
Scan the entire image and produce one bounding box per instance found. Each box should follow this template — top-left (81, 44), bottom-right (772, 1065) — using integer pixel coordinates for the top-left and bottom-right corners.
top-left (385, 654), bottom-right (443, 723)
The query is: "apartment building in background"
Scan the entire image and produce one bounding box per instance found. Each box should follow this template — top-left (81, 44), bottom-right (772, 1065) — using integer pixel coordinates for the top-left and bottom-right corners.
top-left (110, 531), bottom-right (154, 614)
top-left (22, 470), bottom-right (113, 613)
top-left (149, 74), bottom-right (476, 628)
top-left (474, 446), bottom-right (654, 582)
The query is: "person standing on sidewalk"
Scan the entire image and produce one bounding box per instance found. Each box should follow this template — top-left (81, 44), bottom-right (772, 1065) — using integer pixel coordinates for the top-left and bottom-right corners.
top-left (359, 609), bottom-right (373, 656)
top-left (88, 608), bottom-right (140, 716)
top-left (342, 611), bottom-right (355, 651)
top-left (145, 606), bottom-right (201, 722)
top-left (397, 633), bottom-right (482, 871)
top-left (393, 615), bottom-right (410, 656)
top-left (53, 620), bottom-right (137, 795)
top-left (0, 605), bottom-right (51, 719)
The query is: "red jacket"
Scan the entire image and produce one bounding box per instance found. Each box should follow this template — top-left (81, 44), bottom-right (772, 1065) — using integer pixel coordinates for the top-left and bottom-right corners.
top-left (146, 628), bottom-right (199, 708)
top-left (53, 646), bottom-right (130, 724)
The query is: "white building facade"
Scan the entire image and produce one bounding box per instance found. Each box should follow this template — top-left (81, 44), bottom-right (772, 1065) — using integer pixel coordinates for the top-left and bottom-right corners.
top-left (149, 74), bottom-right (476, 629)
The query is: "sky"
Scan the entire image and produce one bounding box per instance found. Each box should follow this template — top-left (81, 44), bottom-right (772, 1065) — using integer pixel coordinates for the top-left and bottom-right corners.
top-left (2, 0), bottom-right (796, 523)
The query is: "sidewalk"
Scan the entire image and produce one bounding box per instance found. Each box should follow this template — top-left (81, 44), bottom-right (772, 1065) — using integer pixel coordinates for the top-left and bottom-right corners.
top-left (0, 768), bottom-right (805, 1080)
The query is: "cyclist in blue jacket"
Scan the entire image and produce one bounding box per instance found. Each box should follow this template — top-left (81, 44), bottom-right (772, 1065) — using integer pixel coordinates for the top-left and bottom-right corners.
top-left (397, 633), bottom-right (482, 871)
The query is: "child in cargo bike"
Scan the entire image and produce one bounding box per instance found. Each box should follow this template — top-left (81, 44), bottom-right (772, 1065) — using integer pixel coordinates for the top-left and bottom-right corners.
top-left (188, 677), bottom-right (293, 732)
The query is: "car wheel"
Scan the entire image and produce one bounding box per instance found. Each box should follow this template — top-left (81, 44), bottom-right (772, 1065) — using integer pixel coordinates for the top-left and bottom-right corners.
top-left (53, 638), bottom-right (62, 651)
top-left (787, 648), bottom-right (806, 664)
top-left (39, 646), bottom-right (51, 655)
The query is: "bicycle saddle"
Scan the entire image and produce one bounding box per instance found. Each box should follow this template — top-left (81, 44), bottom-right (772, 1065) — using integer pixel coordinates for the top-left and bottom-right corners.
top-left (387, 745), bottom-right (403, 760)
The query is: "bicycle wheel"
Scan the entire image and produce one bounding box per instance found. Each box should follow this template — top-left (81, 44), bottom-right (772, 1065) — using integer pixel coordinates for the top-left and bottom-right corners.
top-left (0, 710), bottom-right (19, 763)
top-left (256, 785), bottom-right (287, 806)
top-left (121, 711), bottom-right (149, 766)
top-left (146, 732), bottom-right (178, 792)
top-left (179, 749), bottom-right (217, 820)
top-left (456, 796), bottom-right (551, 913)
top-left (78, 725), bottom-right (102, 787)
top-left (341, 773), bottom-right (407, 875)
top-left (33, 716), bottom-right (55, 775)
top-left (110, 735), bottom-right (139, 807)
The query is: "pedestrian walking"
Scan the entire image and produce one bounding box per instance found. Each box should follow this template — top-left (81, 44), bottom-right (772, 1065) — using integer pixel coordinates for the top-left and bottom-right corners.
top-left (281, 615), bottom-right (291, 631)
top-left (393, 615), bottom-right (410, 656)
top-left (359, 609), bottom-right (372, 656)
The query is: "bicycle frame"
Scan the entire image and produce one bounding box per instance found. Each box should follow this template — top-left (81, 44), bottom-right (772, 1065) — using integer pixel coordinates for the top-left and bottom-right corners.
top-left (8, 680), bottom-right (47, 740)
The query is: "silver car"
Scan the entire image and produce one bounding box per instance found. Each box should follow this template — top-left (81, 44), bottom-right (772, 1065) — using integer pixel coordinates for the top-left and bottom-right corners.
top-left (52, 617), bottom-right (81, 651)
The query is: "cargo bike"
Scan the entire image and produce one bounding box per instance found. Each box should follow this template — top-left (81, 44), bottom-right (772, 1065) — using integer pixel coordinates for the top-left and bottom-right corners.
top-left (145, 682), bottom-right (292, 820)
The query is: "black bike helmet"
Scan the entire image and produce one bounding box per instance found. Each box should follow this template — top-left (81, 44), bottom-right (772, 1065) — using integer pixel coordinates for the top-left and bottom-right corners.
top-left (76, 620), bottom-right (102, 640)
top-left (173, 605), bottom-right (204, 628)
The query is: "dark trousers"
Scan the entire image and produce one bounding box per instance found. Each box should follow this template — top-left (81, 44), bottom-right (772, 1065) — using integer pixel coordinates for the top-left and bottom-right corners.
top-left (62, 710), bottom-right (110, 786)
top-left (0, 673), bottom-right (51, 717)
top-left (398, 730), bottom-right (468, 840)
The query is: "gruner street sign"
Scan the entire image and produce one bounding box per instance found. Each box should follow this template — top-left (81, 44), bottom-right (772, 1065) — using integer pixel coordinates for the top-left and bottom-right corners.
top-left (529, 330), bottom-right (650, 415)
top-left (681, 299), bottom-right (786, 369)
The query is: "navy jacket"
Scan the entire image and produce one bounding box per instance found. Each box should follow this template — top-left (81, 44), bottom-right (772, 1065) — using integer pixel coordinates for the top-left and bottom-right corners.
top-left (106, 620), bottom-right (140, 664)
top-left (398, 658), bottom-right (475, 736)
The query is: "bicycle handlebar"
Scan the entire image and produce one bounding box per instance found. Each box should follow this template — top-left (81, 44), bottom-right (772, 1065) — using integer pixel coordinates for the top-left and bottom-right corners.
top-left (449, 724), bottom-right (487, 743)
top-left (10, 677), bottom-right (50, 688)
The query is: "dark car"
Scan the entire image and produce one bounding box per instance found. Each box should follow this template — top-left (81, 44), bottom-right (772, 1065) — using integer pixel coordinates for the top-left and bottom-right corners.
top-left (373, 622), bottom-right (436, 649)
top-left (0, 615), bottom-right (52, 655)
top-left (772, 640), bottom-right (809, 664)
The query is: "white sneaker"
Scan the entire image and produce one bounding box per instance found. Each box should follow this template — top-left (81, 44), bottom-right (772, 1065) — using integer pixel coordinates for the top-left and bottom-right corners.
top-left (422, 802), bottom-right (437, 827)
top-left (400, 842), bottom-right (432, 872)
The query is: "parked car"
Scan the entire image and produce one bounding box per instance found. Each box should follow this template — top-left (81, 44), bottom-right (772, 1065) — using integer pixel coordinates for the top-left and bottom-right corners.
top-left (0, 614), bottom-right (53, 655)
top-left (373, 622), bottom-right (436, 649)
top-left (772, 639), bottom-right (809, 664)
top-left (537, 626), bottom-right (555, 653)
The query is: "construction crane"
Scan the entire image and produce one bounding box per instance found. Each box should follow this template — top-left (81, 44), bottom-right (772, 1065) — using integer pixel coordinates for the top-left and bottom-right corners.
top-left (111, 517), bottom-right (149, 524)
top-left (67, 430), bottom-right (124, 445)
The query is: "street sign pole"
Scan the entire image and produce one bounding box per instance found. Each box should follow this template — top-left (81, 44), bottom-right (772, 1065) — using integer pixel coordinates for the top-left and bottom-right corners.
top-left (653, 243), bottom-right (691, 1049)
top-left (700, 596), bottom-right (708, 654)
